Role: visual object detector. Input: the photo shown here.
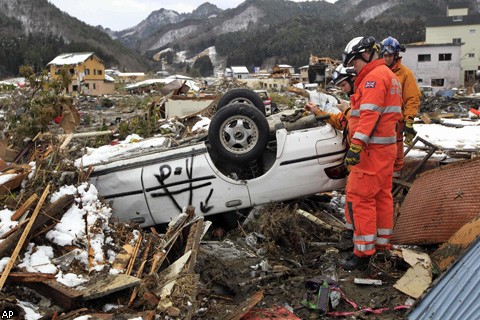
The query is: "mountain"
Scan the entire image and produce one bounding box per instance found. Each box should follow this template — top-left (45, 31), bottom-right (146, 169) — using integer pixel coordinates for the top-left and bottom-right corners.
top-left (112, 2), bottom-right (223, 52)
top-left (1, 0), bottom-right (479, 79)
top-left (0, 0), bottom-right (149, 78)
top-left (115, 0), bottom-right (479, 72)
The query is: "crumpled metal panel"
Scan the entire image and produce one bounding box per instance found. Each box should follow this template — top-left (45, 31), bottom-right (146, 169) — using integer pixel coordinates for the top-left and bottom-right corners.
top-left (393, 159), bottom-right (480, 245)
top-left (407, 237), bottom-right (480, 320)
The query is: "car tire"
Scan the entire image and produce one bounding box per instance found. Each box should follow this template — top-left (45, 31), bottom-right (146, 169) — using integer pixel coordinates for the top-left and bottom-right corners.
top-left (208, 103), bottom-right (269, 163)
top-left (217, 88), bottom-right (266, 115)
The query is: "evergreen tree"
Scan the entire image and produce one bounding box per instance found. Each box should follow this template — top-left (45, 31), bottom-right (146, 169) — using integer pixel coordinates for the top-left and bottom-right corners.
top-left (192, 56), bottom-right (214, 77)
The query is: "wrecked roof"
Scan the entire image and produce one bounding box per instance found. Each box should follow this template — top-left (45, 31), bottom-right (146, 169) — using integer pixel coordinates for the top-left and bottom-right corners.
top-left (125, 77), bottom-right (201, 91)
top-left (408, 237), bottom-right (480, 320)
top-left (230, 66), bottom-right (249, 74)
top-left (125, 78), bottom-right (172, 89)
top-left (47, 52), bottom-right (96, 66)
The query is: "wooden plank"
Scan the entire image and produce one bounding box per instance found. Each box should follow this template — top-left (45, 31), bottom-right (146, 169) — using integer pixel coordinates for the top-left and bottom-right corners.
top-left (57, 308), bottom-right (89, 320)
top-left (142, 311), bottom-right (156, 320)
top-left (182, 216), bottom-right (204, 320)
top-left (10, 194), bottom-right (38, 221)
top-left (0, 185), bottom-right (50, 290)
top-left (156, 251), bottom-right (192, 312)
top-left (419, 113), bottom-right (431, 124)
top-left (150, 207), bottom-right (194, 275)
top-left (128, 235), bottom-right (153, 306)
top-left (222, 289), bottom-right (264, 320)
top-left (296, 209), bottom-right (342, 232)
top-left (25, 280), bottom-right (84, 310)
top-left (185, 218), bottom-right (204, 273)
top-left (112, 243), bottom-right (134, 271)
top-left (12, 140), bottom-right (34, 164)
top-left (137, 235), bottom-right (152, 278)
top-left (184, 273), bottom-right (201, 320)
top-left (0, 171), bottom-right (29, 196)
top-left (126, 234), bottom-right (143, 275)
top-left (81, 274), bottom-right (141, 300)
top-left (6, 272), bottom-right (55, 282)
top-left (431, 216), bottom-right (480, 272)
top-left (59, 133), bottom-right (74, 150)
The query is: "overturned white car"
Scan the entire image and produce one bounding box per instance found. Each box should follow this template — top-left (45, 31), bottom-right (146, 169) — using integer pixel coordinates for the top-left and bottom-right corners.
top-left (85, 95), bottom-right (347, 227)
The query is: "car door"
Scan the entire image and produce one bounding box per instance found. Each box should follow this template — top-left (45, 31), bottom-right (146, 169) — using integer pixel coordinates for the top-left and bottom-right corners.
top-left (142, 144), bottom-right (251, 225)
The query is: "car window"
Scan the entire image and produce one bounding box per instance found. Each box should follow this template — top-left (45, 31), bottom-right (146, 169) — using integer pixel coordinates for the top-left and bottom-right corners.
top-left (256, 92), bottom-right (268, 100)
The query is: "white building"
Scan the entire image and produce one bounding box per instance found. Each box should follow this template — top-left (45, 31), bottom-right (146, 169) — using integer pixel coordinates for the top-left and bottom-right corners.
top-left (299, 65), bottom-right (309, 84)
top-left (402, 42), bottom-right (462, 90)
top-left (425, 3), bottom-right (480, 86)
top-left (230, 66), bottom-right (250, 79)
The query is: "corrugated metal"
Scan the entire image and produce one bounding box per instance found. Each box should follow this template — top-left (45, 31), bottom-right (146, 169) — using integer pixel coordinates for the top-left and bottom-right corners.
top-left (408, 237), bottom-right (480, 320)
top-left (393, 159), bottom-right (480, 245)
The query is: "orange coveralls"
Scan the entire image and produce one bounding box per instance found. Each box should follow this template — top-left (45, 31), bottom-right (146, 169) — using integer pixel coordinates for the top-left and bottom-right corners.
top-left (390, 58), bottom-right (421, 174)
top-left (345, 59), bottom-right (402, 257)
top-left (312, 108), bottom-right (350, 132)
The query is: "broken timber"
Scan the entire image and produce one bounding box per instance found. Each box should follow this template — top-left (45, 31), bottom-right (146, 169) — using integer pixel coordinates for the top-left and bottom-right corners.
top-left (10, 194), bottom-right (38, 221)
top-left (296, 209), bottom-right (342, 232)
top-left (24, 274), bottom-right (141, 311)
top-left (82, 274), bottom-right (141, 300)
top-left (0, 185), bottom-right (50, 290)
top-left (222, 289), bottom-right (264, 320)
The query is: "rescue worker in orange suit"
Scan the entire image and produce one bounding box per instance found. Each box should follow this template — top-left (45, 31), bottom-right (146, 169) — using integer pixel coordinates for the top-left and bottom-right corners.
top-left (304, 64), bottom-right (355, 130)
top-left (380, 36), bottom-right (421, 179)
top-left (304, 65), bottom-right (356, 251)
top-left (337, 36), bottom-right (403, 270)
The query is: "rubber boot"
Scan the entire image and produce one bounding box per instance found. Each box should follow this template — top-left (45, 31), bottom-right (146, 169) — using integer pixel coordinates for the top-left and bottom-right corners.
top-left (337, 252), bottom-right (370, 270)
top-left (335, 230), bottom-right (354, 252)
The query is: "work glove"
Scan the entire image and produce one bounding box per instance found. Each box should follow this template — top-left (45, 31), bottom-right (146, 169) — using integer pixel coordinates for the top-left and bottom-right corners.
top-left (404, 120), bottom-right (417, 146)
top-left (281, 109), bottom-right (306, 122)
top-left (344, 143), bottom-right (363, 172)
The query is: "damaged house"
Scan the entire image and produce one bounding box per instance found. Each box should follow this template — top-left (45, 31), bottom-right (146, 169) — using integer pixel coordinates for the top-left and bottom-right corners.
top-left (48, 52), bottom-right (115, 96)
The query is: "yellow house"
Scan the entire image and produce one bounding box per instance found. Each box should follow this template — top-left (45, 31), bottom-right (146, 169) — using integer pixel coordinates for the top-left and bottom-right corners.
top-left (47, 52), bottom-right (115, 95)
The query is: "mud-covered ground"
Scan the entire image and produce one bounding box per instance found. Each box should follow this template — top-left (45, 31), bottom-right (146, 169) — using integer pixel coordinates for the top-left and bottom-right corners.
top-left (193, 196), bottom-right (416, 320)
top-left (2, 90), bottom-right (472, 319)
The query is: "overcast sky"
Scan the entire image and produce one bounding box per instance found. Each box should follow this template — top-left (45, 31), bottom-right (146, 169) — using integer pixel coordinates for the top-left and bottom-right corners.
top-left (47, 0), bottom-right (336, 31)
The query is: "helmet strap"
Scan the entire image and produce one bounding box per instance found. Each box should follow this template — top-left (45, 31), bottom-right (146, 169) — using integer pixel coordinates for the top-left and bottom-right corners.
top-left (389, 54), bottom-right (401, 68)
top-left (359, 50), bottom-right (375, 65)
top-left (366, 50), bottom-right (376, 63)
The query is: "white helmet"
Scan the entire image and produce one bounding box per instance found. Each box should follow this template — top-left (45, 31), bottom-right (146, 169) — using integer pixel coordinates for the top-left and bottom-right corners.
top-left (342, 36), bottom-right (378, 67)
top-left (332, 65), bottom-right (355, 86)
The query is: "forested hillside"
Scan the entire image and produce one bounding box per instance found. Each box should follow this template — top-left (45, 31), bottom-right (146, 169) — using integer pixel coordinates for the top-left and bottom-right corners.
top-left (0, 0), bottom-right (149, 78)
top-left (1, 0), bottom-right (479, 78)
top-left (0, 15), bottom-right (119, 78)
top-left (214, 16), bottom-right (426, 69)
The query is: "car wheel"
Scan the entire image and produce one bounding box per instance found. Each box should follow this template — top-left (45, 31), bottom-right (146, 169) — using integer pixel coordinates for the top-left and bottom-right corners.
top-left (217, 88), bottom-right (266, 115)
top-left (208, 103), bottom-right (269, 163)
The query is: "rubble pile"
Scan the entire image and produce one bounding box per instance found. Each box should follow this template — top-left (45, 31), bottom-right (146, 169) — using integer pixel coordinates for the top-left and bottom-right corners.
top-left (1, 80), bottom-right (479, 319)
top-left (419, 94), bottom-right (479, 115)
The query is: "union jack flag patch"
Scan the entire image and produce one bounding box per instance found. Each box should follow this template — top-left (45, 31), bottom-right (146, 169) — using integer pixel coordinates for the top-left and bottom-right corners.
top-left (365, 81), bottom-right (376, 88)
